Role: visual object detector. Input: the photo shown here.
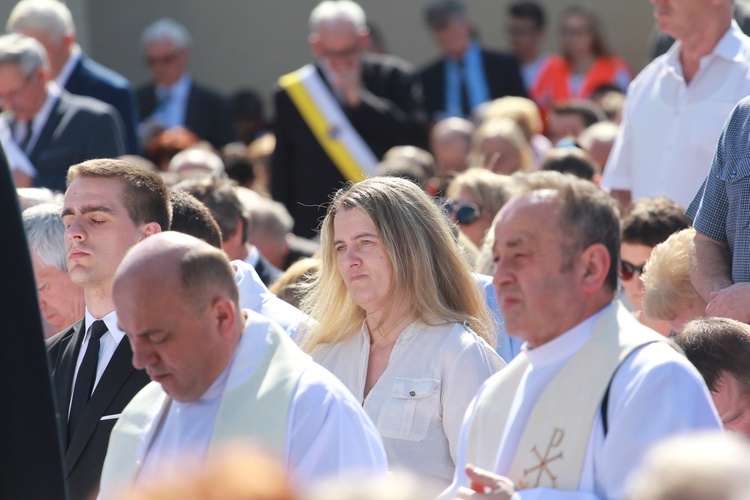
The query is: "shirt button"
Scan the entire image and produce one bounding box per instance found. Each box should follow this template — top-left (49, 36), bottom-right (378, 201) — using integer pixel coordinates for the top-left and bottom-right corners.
top-left (409, 391), bottom-right (416, 397)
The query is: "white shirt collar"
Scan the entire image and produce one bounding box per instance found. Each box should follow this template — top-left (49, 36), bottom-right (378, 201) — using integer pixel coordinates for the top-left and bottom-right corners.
top-left (55, 44), bottom-right (82, 88)
top-left (84, 307), bottom-right (125, 344)
top-left (156, 73), bottom-right (191, 99)
top-left (664, 20), bottom-right (746, 73)
top-left (522, 303), bottom-right (611, 367)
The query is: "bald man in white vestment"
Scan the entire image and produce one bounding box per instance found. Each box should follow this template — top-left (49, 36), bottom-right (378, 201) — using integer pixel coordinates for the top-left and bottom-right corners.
top-left (98, 233), bottom-right (386, 497)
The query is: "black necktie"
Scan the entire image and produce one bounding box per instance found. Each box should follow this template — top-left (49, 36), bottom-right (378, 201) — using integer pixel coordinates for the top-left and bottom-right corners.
top-left (68, 320), bottom-right (108, 441)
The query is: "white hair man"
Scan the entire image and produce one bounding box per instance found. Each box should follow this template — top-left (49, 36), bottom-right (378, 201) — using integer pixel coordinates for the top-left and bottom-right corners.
top-left (22, 202), bottom-right (84, 338)
top-left (602, 0), bottom-right (750, 209)
top-left (0, 33), bottom-right (125, 192)
top-left (272, 0), bottom-right (429, 238)
top-left (7, 0), bottom-right (140, 154)
top-left (98, 232), bottom-right (387, 496)
top-left (137, 18), bottom-right (234, 149)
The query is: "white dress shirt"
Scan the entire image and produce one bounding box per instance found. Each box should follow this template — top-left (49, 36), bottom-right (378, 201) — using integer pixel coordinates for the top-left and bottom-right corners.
top-left (135, 311), bottom-right (387, 489)
top-left (313, 321), bottom-right (505, 487)
top-left (444, 304), bottom-right (721, 500)
top-left (69, 309), bottom-right (126, 416)
top-left (233, 259), bottom-right (310, 341)
top-left (602, 22), bottom-right (750, 208)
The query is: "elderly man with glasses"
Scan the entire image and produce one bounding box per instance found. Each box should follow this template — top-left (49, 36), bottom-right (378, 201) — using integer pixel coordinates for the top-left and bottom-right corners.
top-left (137, 18), bottom-right (234, 150)
top-left (271, 0), bottom-right (429, 238)
top-left (0, 33), bottom-right (125, 192)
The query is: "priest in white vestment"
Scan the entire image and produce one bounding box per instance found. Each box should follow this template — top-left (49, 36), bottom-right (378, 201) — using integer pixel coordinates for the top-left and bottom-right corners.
top-left (441, 173), bottom-right (721, 499)
top-left (98, 233), bottom-right (386, 498)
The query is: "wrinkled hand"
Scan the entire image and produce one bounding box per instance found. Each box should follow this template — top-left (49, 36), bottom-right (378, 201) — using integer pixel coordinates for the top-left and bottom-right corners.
top-left (706, 282), bottom-right (750, 323)
top-left (454, 465), bottom-right (515, 499)
top-left (331, 62), bottom-right (362, 108)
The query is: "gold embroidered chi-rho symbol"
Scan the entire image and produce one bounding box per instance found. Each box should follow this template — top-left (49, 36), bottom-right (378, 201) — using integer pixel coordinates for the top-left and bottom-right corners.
top-left (521, 427), bottom-right (564, 488)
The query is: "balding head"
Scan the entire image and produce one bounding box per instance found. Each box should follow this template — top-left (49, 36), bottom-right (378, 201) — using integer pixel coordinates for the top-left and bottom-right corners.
top-left (113, 232), bottom-right (241, 402)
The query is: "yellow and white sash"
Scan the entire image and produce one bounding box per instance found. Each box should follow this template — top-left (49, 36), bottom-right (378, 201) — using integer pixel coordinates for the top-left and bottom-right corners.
top-left (464, 303), bottom-right (676, 491)
top-left (278, 64), bottom-right (379, 182)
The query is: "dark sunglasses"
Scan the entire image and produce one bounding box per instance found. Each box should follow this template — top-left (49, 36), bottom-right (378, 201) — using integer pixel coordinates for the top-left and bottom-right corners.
top-left (619, 260), bottom-right (646, 281)
top-left (444, 200), bottom-right (482, 225)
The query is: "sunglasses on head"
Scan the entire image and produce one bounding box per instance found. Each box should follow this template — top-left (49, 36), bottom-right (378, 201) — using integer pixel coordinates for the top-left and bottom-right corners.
top-left (444, 200), bottom-right (482, 225)
top-left (619, 260), bottom-right (646, 281)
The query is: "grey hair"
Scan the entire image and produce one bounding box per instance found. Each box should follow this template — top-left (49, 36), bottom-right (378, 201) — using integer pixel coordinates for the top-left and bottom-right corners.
top-left (245, 198), bottom-right (294, 244)
top-left (168, 147), bottom-right (225, 178)
top-left (141, 18), bottom-right (192, 50)
top-left (7, 0), bottom-right (76, 43)
top-left (22, 202), bottom-right (67, 271)
top-left (309, 0), bottom-right (367, 34)
top-left (0, 33), bottom-right (49, 76)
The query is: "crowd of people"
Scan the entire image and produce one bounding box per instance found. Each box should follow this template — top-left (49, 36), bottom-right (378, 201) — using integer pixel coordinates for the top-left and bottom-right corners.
top-left (6, 0), bottom-right (750, 498)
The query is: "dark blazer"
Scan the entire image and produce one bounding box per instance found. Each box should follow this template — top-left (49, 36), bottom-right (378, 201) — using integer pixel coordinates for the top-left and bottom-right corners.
top-left (254, 253), bottom-right (281, 287)
top-left (271, 53), bottom-right (429, 238)
top-left (30, 90), bottom-right (126, 193)
top-left (65, 53), bottom-right (141, 155)
top-left (419, 47), bottom-right (528, 121)
top-left (137, 80), bottom-right (235, 149)
top-left (46, 320), bottom-right (150, 500)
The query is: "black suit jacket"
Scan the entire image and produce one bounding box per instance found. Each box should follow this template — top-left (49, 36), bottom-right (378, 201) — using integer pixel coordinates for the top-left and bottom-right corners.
top-left (271, 53), bottom-right (429, 237)
top-left (29, 90), bottom-right (126, 193)
top-left (137, 80), bottom-right (235, 149)
top-left (46, 320), bottom-right (150, 500)
top-left (65, 53), bottom-right (141, 155)
top-left (419, 47), bottom-right (527, 121)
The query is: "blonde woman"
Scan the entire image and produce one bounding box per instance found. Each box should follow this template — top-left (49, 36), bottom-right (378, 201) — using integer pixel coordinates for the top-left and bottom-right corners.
top-left (301, 177), bottom-right (504, 487)
top-left (469, 118), bottom-right (533, 174)
top-left (445, 167), bottom-right (516, 248)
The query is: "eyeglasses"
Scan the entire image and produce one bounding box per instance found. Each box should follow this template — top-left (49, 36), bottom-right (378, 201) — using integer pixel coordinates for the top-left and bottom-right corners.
top-left (444, 200), bottom-right (482, 225)
top-left (146, 51), bottom-right (182, 67)
top-left (619, 260), bottom-right (646, 281)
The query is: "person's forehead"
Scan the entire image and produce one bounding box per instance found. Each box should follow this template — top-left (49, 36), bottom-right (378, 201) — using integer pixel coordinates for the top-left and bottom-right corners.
top-left (63, 177), bottom-right (127, 210)
top-left (0, 62), bottom-right (24, 84)
top-left (146, 40), bottom-right (179, 55)
top-left (495, 192), bottom-right (562, 235)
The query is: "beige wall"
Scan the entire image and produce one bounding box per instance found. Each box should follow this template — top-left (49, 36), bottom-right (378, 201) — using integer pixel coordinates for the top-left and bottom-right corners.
top-left (0, 1), bottom-right (656, 116)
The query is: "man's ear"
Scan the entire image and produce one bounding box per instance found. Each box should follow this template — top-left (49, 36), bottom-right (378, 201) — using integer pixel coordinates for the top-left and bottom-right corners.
top-left (356, 29), bottom-right (370, 50)
top-left (211, 297), bottom-right (236, 338)
top-left (309, 33), bottom-right (322, 58)
top-left (578, 243), bottom-right (611, 294)
top-left (140, 222), bottom-right (162, 240)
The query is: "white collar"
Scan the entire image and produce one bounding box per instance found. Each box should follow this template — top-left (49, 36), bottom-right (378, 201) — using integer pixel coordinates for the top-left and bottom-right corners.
top-left (83, 307), bottom-right (125, 344)
top-left (522, 304), bottom-right (610, 367)
top-left (55, 44), bottom-right (82, 88)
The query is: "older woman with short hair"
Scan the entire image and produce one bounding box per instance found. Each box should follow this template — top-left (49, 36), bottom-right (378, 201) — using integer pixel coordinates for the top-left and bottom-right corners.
top-left (301, 176), bottom-right (503, 486)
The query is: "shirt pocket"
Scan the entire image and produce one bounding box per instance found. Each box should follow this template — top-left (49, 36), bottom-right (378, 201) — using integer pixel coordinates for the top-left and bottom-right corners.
top-left (377, 377), bottom-right (440, 442)
top-left (721, 155), bottom-right (750, 236)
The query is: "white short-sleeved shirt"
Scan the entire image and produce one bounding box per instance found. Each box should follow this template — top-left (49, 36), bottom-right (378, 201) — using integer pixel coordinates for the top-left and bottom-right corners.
top-left (313, 321), bottom-right (505, 487)
top-left (601, 22), bottom-right (750, 208)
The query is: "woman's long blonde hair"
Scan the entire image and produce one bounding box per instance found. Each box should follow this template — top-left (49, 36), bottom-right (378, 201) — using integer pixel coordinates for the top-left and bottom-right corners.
top-left (300, 177), bottom-right (495, 352)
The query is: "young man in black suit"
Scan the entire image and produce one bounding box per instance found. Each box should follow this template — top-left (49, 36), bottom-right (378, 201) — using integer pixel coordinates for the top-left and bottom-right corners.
top-left (47, 158), bottom-right (171, 499)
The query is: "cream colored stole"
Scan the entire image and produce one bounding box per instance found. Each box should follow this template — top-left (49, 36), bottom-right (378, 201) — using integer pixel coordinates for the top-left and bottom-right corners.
top-left (464, 303), bottom-right (675, 491)
top-left (99, 324), bottom-right (311, 497)
top-left (278, 64), bottom-right (379, 182)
